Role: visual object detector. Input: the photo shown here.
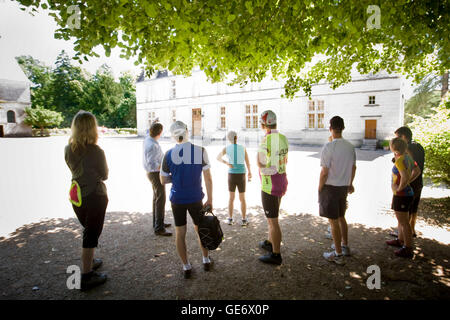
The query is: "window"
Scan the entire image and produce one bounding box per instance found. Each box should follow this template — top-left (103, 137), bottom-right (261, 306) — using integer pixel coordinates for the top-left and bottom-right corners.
top-left (172, 110), bottom-right (176, 122)
top-left (306, 100), bottom-right (325, 129)
top-left (148, 111), bottom-right (156, 125)
top-left (220, 106), bottom-right (226, 129)
top-left (170, 80), bottom-right (176, 99)
top-left (369, 96), bottom-right (376, 105)
top-left (245, 104), bottom-right (258, 129)
top-left (7, 110), bottom-right (16, 123)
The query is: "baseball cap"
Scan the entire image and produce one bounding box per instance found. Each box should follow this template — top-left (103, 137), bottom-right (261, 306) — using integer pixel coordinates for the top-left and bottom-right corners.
top-left (170, 121), bottom-right (188, 138)
top-left (260, 110), bottom-right (277, 126)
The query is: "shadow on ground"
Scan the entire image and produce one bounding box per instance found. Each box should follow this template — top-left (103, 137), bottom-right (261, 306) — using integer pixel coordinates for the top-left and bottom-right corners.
top-left (0, 208), bottom-right (449, 300)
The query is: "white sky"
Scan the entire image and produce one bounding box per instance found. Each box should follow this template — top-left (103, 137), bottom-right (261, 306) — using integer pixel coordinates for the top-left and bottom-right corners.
top-left (0, 1), bottom-right (141, 79)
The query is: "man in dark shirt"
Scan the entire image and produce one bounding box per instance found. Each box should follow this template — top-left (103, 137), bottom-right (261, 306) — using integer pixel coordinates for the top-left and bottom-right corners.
top-left (395, 126), bottom-right (425, 237)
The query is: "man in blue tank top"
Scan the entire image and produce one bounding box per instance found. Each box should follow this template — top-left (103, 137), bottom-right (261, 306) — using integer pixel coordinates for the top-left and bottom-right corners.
top-left (217, 131), bottom-right (252, 226)
top-left (160, 121), bottom-right (214, 279)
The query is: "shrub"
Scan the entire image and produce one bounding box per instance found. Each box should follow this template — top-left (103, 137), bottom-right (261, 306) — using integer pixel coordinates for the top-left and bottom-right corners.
top-left (410, 94), bottom-right (450, 185)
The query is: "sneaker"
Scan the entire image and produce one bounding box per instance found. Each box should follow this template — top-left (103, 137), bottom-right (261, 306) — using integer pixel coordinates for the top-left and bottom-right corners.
top-left (183, 269), bottom-right (192, 279)
top-left (80, 271), bottom-right (107, 291)
top-left (331, 244), bottom-right (351, 256)
top-left (155, 229), bottom-right (172, 236)
top-left (92, 258), bottom-right (103, 270)
top-left (259, 253), bottom-right (282, 265)
top-left (386, 239), bottom-right (403, 247)
top-left (241, 219), bottom-right (248, 226)
top-left (394, 246), bottom-right (414, 259)
top-left (203, 258), bottom-right (213, 271)
top-left (323, 251), bottom-right (345, 265)
top-left (227, 218), bottom-right (233, 225)
top-left (259, 240), bottom-right (273, 252)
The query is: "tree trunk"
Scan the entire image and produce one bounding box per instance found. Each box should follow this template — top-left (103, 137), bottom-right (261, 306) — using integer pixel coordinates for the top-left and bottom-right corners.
top-left (40, 127), bottom-right (44, 137)
top-left (442, 72), bottom-right (449, 98)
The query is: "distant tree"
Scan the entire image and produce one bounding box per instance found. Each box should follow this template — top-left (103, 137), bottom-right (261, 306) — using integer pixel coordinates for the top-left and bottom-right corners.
top-left (24, 106), bottom-right (64, 136)
top-left (16, 55), bottom-right (54, 110)
top-left (404, 74), bottom-right (442, 125)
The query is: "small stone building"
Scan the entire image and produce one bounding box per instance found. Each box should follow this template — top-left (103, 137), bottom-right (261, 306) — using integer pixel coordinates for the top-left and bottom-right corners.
top-left (0, 59), bottom-right (32, 137)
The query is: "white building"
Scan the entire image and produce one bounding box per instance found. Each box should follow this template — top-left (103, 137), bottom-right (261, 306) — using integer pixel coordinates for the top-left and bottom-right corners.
top-left (0, 58), bottom-right (32, 137)
top-left (136, 69), bottom-right (406, 147)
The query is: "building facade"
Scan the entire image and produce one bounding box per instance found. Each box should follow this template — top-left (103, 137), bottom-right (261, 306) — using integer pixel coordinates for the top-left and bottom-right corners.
top-left (0, 59), bottom-right (32, 137)
top-left (136, 69), bottom-right (405, 147)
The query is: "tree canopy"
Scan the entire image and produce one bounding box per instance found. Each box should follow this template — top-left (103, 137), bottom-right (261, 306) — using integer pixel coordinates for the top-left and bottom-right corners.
top-left (17, 51), bottom-right (136, 128)
top-left (16, 0), bottom-right (449, 98)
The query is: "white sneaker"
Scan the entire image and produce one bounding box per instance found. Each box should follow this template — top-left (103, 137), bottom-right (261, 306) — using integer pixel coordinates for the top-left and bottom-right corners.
top-left (331, 244), bottom-right (351, 256)
top-left (323, 251), bottom-right (345, 265)
top-left (227, 218), bottom-right (233, 225)
top-left (241, 219), bottom-right (248, 226)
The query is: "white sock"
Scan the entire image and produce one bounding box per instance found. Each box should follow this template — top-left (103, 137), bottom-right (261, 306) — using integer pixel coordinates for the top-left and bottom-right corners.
top-left (183, 263), bottom-right (192, 271)
top-left (202, 256), bottom-right (210, 264)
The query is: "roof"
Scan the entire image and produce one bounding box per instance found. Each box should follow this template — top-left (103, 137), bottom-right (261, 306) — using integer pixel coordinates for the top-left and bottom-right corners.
top-left (0, 79), bottom-right (30, 103)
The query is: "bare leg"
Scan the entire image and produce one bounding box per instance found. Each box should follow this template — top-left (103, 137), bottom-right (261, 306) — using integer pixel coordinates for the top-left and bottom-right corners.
top-left (239, 192), bottom-right (247, 220)
top-left (267, 218), bottom-right (282, 254)
top-left (396, 211), bottom-right (413, 248)
top-left (338, 217), bottom-right (348, 246)
top-left (82, 248), bottom-right (94, 274)
top-left (397, 221), bottom-right (404, 244)
top-left (175, 225), bottom-right (188, 264)
top-left (194, 225), bottom-right (209, 258)
top-left (329, 219), bottom-right (342, 254)
top-left (228, 192), bottom-right (235, 219)
top-left (409, 212), bottom-right (418, 235)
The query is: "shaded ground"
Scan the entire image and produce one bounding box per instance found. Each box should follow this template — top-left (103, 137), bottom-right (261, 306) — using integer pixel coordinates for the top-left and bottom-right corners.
top-left (1, 207), bottom-right (449, 300)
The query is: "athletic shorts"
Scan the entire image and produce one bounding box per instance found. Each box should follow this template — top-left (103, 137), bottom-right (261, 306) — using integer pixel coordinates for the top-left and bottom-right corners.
top-left (261, 191), bottom-right (282, 219)
top-left (409, 187), bottom-right (422, 214)
top-left (391, 195), bottom-right (413, 212)
top-left (319, 185), bottom-right (348, 220)
top-left (73, 193), bottom-right (108, 248)
top-left (228, 173), bottom-right (246, 193)
top-left (171, 201), bottom-right (203, 227)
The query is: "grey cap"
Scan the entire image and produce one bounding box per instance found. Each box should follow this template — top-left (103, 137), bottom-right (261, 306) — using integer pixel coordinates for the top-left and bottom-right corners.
top-left (170, 120), bottom-right (188, 138)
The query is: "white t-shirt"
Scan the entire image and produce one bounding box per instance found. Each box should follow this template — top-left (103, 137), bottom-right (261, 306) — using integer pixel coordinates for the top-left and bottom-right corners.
top-left (320, 138), bottom-right (356, 186)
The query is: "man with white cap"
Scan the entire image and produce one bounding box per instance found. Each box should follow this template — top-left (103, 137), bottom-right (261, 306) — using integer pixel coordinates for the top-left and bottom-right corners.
top-left (257, 110), bottom-right (289, 265)
top-left (160, 121), bottom-right (214, 279)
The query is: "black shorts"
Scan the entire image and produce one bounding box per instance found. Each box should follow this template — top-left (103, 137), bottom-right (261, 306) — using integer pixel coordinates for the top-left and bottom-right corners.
top-left (228, 173), bottom-right (246, 193)
top-left (391, 195), bottom-right (413, 212)
top-left (409, 187), bottom-right (422, 214)
top-left (171, 201), bottom-right (203, 227)
top-left (261, 191), bottom-right (282, 219)
top-left (319, 185), bottom-right (348, 220)
top-left (73, 193), bottom-right (108, 248)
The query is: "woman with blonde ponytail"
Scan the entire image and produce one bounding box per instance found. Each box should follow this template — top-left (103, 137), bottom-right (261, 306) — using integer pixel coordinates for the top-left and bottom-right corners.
top-left (65, 110), bottom-right (109, 291)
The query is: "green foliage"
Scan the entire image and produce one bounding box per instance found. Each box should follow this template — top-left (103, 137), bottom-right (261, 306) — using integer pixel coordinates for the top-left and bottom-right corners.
top-left (17, 52), bottom-right (137, 128)
top-left (410, 95), bottom-right (450, 185)
top-left (15, 0), bottom-right (450, 98)
top-left (404, 74), bottom-right (442, 124)
top-left (24, 106), bottom-right (64, 135)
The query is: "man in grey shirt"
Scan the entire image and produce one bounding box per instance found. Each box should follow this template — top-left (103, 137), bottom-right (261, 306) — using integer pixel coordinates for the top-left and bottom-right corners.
top-left (318, 116), bottom-right (356, 265)
top-left (143, 122), bottom-right (172, 236)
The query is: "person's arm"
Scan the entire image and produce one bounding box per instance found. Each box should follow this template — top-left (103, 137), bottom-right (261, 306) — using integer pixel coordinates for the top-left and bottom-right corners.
top-left (395, 168), bottom-right (411, 193)
top-left (159, 151), bottom-right (172, 184)
top-left (318, 166), bottom-right (329, 192)
top-left (203, 168), bottom-right (213, 210)
top-left (97, 148), bottom-right (109, 180)
top-left (216, 148), bottom-right (233, 169)
top-left (257, 138), bottom-right (268, 168)
top-left (410, 164), bottom-right (421, 184)
top-left (348, 165), bottom-right (356, 194)
top-left (244, 149), bottom-right (252, 180)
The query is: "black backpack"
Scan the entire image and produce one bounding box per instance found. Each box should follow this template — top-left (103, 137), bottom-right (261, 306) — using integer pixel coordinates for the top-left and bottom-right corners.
top-left (198, 206), bottom-right (223, 250)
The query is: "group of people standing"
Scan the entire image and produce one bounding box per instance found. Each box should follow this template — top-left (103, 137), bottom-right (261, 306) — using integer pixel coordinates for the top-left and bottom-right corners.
top-left (65, 108), bottom-right (424, 291)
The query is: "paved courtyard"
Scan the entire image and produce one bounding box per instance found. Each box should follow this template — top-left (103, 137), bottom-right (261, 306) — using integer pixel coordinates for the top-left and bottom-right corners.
top-left (0, 135), bottom-right (449, 243)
